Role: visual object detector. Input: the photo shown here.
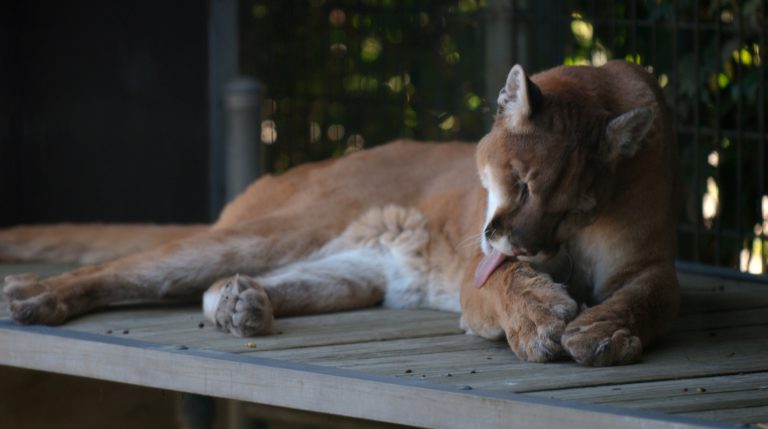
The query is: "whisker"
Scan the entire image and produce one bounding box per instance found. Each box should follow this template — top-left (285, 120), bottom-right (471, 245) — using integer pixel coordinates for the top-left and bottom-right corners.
top-left (456, 233), bottom-right (483, 250)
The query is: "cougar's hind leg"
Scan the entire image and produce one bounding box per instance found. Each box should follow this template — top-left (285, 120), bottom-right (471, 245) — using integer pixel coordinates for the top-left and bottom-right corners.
top-left (203, 248), bottom-right (390, 337)
top-left (3, 219), bottom-right (336, 326)
top-left (204, 205), bottom-right (433, 338)
top-left (0, 224), bottom-right (208, 264)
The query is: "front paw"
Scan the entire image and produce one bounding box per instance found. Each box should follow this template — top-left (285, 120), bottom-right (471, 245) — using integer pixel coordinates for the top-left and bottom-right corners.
top-left (502, 282), bottom-right (578, 363)
top-left (4, 274), bottom-right (67, 325)
top-left (562, 321), bottom-right (642, 366)
top-left (205, 275), bottom-right (274, 337)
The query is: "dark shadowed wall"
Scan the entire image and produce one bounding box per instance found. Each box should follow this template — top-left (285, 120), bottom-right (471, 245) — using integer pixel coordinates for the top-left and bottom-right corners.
top-left (0, 0), bottom-right (209, 227)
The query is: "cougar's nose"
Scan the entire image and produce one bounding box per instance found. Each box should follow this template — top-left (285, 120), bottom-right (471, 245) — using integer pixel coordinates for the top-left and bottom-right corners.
top-left (484, 217), bottom-right (502, 239)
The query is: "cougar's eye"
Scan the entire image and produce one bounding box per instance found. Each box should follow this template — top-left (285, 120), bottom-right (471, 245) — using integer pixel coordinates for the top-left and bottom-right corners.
top-left (517, 180), bottom-right (529, 202)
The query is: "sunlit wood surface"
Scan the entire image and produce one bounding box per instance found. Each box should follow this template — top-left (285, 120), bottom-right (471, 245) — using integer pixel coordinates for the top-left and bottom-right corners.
top-left (1, 263), bottom-right (766, 428)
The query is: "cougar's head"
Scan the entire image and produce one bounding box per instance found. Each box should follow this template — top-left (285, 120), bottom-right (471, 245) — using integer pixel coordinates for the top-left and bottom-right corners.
top-left (474, 64), bottom-right (655, 286)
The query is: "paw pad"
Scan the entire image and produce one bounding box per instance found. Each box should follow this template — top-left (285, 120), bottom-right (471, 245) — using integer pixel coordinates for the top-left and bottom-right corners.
top-left (210, 276), bottom-right (274, 337)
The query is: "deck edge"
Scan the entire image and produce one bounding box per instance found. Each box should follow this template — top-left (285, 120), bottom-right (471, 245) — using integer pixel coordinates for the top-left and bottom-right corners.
top-left (0, 320), bottom-right (732, 429)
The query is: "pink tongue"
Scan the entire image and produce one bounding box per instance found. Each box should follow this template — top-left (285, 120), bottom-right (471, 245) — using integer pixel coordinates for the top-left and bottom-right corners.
top-left (474, 249), bottom-right (507, 288)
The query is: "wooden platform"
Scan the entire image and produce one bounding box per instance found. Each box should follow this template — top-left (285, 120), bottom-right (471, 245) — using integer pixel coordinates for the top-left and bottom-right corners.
top-left (1, 263), bottom-right (767, 428)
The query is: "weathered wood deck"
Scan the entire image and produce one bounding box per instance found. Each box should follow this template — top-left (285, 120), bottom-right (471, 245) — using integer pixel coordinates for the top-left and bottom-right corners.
top-left (1, 263), bottom-right (767, 428)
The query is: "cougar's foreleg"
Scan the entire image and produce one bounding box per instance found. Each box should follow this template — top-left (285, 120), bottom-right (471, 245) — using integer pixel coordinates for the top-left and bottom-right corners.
top-left (561, 265), bottom-right (679, 366)
top-left (460, 258), bottom-right (578, 363)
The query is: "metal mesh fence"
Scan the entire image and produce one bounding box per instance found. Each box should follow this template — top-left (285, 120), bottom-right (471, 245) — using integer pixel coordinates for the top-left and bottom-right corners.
top-left (238, 0), bottom-right (766, 277)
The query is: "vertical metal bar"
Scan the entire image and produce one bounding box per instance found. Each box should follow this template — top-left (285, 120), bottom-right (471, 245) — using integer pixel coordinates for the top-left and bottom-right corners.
top-left (691, 0), bottom-right (701, 262)
top-left (758, 3), bottom-right (766, 220)
top-left (590, 0), bottom-right (598, 53)
top-left (714, 0), bottom-right (723, 265)
top-left (736, 2), bottom-right (745, 246)
top-left (671, 0), bottom-right (685, 259)
top-left (609, 1), bottom-right (616, 56)
top-left (511, 0), bottom-right (518, 63)
top-left (630, 0), bottom-right (637, 58)
top-left (177, 393), bottom-right (216, 429)
top-left (208, 0), bottom-right (239, 219)
top-left (484, 0), bottom-right (515, 124)
top-left (224, 78), bottom-right (264, 202)
top-left (650, 3), bottom-right (657, 69)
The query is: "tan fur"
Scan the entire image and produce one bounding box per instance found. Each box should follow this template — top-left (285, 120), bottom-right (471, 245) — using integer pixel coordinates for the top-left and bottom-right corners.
top-left (1, 61), bottom-right (678, 366)
top-left (0, 224), bottom-right (207, 264)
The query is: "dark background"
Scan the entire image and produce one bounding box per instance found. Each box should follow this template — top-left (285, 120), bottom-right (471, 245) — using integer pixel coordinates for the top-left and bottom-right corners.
top-left (0, 0), bottom-right (210, 226)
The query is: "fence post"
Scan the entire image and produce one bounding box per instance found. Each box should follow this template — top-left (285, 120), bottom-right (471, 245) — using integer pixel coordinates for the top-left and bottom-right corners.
top-left (224, 78), bottom-right (264, 202)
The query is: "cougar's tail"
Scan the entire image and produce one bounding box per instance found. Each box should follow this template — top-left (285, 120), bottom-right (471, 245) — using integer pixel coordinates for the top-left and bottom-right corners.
top-left (0, 224), bottom-right (209, 265)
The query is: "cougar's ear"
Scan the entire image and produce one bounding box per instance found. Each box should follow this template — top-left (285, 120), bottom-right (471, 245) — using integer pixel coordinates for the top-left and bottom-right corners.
top-left (605, 107), bottom-right (654, 158)
top-left (497, 64), bottom-right (542, 128)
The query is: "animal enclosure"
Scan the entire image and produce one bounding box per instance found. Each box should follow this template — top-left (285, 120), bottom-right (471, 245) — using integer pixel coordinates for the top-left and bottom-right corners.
top-left (238, 0), bottom-right (767, 276)
top-left (1, 1), bottom-right (767, 428)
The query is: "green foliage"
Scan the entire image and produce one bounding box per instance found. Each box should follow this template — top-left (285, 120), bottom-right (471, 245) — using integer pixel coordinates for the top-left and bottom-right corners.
top-left (240, 0), bottom-right (489, 173)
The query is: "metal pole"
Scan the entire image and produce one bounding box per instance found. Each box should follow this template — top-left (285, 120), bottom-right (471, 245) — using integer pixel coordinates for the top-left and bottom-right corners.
top-left (208, 0), bottom-right (239, 219)
top-left (224, 77), bottom-right (263, 202)
top-left (484, 0), bottom-right (515, 129)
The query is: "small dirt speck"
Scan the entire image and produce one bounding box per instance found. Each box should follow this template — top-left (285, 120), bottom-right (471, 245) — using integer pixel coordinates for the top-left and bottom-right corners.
top-left (405, 369), bottom-right (412, 374)
top-left (105, 330), bottom-right (113, 334)
top-left (697, 387), bottom-right (707, 393)
top-left (198, 322), bottom-right (205, 329)
top-left (458, 385), bottom-right (473, 390)
top-left (470, 370), bottom-right (477, 374)
top-left (122, 330), bottom-right (130, 335)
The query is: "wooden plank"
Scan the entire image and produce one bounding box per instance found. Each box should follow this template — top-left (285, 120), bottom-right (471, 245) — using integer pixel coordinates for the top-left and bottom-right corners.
top-left (614, 389), bottom-right (768, 415)
top-left (677, 272), bottom-right (768, 291)
top-left (243, 325), bottom-right (768, 392)
top-left (675, 307), bottom-right (768, 331)
top-left (0, 323), bottom-right (727, 429)
top-left (247, 308), bottom-right (768, 365)
top-left (249, 332), bottom-right (499, 363)
top-left (528, 372), bottom-right (768, 420)
top-left (680, 406), bottom-right (768, 424)
top-left (677, 272), bottom-right (768, 315)
top-left (54, 307), bottom-right (463, 352)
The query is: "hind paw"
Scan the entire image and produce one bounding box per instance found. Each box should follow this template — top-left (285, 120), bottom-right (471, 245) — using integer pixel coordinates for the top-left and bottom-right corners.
top-left (204, 275), bottom-right (273, 337)
top-left (4, 274), bottom-right (67, 325)
top-left (4, 273), bottom-right (47, 301)
top-left (8, 293), bottom-right (68, 325)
